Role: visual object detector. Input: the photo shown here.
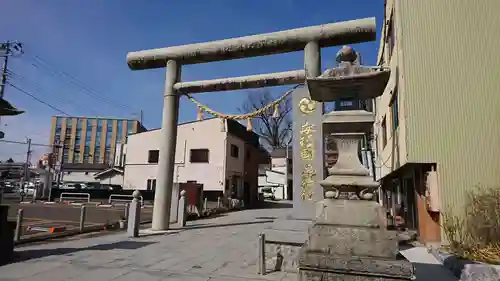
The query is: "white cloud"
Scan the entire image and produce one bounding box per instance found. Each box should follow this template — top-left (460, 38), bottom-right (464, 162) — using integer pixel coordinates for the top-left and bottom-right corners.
top-left (0, 113), bottom-right (52, 163)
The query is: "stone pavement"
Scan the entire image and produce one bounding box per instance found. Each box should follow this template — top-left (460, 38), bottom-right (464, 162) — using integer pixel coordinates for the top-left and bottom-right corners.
top-left (0, 207), bottom-right (457, 281)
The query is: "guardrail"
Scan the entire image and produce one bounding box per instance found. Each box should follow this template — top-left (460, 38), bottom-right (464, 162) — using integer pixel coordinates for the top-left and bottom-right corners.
top-left (60, 192), bottom-right (91, 203)
top-left (109, 194), bottom-right (143, 206)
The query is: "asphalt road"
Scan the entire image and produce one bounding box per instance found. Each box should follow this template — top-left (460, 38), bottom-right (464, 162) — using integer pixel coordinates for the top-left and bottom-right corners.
top-left (3, 202), bottom-right (153, 238)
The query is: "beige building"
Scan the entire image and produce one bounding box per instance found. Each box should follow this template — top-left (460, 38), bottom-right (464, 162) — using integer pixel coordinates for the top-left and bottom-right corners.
top-left (374, 0), bottom-right (500, 243)
top-left (49, 116), bottom-right (146, 165)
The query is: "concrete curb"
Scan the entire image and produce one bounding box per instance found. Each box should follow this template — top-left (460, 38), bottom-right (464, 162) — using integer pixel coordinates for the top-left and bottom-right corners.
top-left (31, 201), bottom-right (154, 208)
top-left (429, 246), bottom-right (500, 281)
top-left (14, 219), bottom-right (153, 246)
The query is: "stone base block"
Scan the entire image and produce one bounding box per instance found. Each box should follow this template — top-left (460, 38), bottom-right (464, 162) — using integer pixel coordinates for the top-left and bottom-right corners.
top-left (262, 217), bottom-right (314, 273)
top-left (270, 217), bottom-right (313, 232)
top-left (298, 250), bottom-right (414, 280)
top-left (265, 218), bottom-right (312, 244)
top-left (299, 270), bottom-right (405, 281)
top-left (308, 224), bottom-right (398, 258)
top-left (315, 200), bottom-right (387, 228)
top-left (265, 243), bottom-right (302, 273)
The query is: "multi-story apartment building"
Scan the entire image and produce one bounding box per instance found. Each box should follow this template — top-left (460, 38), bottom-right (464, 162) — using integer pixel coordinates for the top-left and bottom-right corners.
top-left (374, 0), bottom-right (500, 243)
top-left (49, 116), bottom-right (146, 165)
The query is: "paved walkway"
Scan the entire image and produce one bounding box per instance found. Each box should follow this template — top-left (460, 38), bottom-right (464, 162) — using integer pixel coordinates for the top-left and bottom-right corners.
top-left (0, 208), bottom-right (457, 281)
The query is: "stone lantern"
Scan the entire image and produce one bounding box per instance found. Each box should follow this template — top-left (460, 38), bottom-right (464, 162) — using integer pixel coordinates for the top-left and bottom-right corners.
top-left (296, 46), bottom-right (415, 280)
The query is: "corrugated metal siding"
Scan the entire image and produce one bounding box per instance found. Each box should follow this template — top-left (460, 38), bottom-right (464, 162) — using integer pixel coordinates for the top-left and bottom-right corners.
top-left (398, 0), bottom-right (500, 212)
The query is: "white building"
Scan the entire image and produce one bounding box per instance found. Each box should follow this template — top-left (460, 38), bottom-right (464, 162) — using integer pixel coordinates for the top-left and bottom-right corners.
top-left (58, 163), bottom-right (123, 186)
top-left (258, 148), bottom-right (292, 200)
top-left (121, 118), bottom-right (266, 205)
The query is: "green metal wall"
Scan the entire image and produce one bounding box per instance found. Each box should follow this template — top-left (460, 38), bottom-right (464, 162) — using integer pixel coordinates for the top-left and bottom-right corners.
top-left (398, 0), bottom-right (500, 213)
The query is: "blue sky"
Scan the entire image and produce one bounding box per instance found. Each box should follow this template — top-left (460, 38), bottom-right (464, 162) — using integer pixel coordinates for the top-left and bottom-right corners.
top-left (0, 0), bottom-right (384, 161)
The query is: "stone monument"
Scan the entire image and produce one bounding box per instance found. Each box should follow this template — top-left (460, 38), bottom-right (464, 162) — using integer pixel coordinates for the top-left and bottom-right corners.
top-left (295, 46), bottom-right (414, 280)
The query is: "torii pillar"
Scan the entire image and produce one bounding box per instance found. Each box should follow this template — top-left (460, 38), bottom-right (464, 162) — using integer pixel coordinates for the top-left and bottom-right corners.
top-left (126, 18), bottom-right (377, 231)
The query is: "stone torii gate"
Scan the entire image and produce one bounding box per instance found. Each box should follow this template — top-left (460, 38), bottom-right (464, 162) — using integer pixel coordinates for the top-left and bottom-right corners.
top-left (126, 18), bottom-right (377, 231)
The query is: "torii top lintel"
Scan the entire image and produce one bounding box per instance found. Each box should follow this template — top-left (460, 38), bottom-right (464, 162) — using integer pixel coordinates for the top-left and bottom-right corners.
top-left (126, 17), bottom-right (376, 71)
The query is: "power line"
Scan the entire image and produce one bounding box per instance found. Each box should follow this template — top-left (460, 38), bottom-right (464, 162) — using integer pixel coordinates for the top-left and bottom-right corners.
top-left (24, 53), bottom-right (137, 112)
top-left (6, 82), bottom-right (70, 115)
top-left (0, 138), bottom-right (53, 148)
top-left (6, 70), bottom-right (101, 116)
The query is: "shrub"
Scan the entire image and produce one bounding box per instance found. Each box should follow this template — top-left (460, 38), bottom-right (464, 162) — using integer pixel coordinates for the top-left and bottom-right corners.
top-left (442, 186), bottom-right (500, 264)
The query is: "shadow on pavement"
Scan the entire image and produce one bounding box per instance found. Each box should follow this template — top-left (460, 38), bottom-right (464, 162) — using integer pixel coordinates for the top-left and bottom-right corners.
top-left (253, 201), bottom-right (292, 209)
top-left (413, 262), bottom-right (459, 281)
top-left (181, 219), bottom-right (275, 231)
top-left (189, 212), bottom-right (228, 221)
top-left (9, 241), bottom-right (156, 263)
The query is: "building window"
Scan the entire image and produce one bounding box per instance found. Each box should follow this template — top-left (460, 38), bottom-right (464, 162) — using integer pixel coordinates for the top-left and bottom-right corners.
top-left (127, 122), bottom-right (134, 135)
top-left (117, 121), bottom-right (123, 138)
top-left (56, 117), bottom-right (62, 127)
top-left (105, 125), bottom-right (112, 150)
top-left (94, 146), bottom-right (101, 163)
top-left (75, 128), bottom-right (82, 139)
top-left (148, 150), bottom-right (159, 163)
top-left (73, 152), bottom-right (80, 163)
top-left (104, 148), bottom-right (112, 165)
top-left (83, 146), bottom-right (90, 163)
top-left (86, 119), bottom-right (93, 131)
top-left (147, 179), bottom-right (156, 191)
top-left (381, 117), bottom-right (388, 148)
top-left (391, 91), bottom-right (399, 131)
top-left (97, 119), bottom-right (103, 132)
top-left (62, 149), bottom-right (69, 163)
top-left (85, 119), bottom-right (93, 146)
top-left (190, 149), bottom-right (209, 163)
top-left (386, 14), bottom-right (395, 60)
top-left (230, 144), bottom-right (239, 158)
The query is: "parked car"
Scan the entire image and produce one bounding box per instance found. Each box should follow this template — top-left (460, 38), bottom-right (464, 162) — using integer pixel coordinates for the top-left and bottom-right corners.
top-left (1, 182), bottom-right (14, 193)
top-left (104, 184), bottom-right (123, 192)
top-left (260, 187), bottom-right (276, 200)
top-left (61, 182), bottom-right (86, 190)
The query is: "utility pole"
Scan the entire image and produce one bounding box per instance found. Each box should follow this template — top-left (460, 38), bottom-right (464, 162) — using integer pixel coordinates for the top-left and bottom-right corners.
top-left (0, 43), bottom-right (11, 100)
top-left (0, 41), bottom-right (23, 99)
top-left (0, 41), bottom-right (23, 130)
top-left (24, 138), bottom-right (32, 183)
top-left (19, 138), bottom-right (31, 201)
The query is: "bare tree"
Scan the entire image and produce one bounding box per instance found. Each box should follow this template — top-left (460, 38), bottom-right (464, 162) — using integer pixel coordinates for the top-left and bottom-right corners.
top-left (239, 89), bottom-right (292, 150)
